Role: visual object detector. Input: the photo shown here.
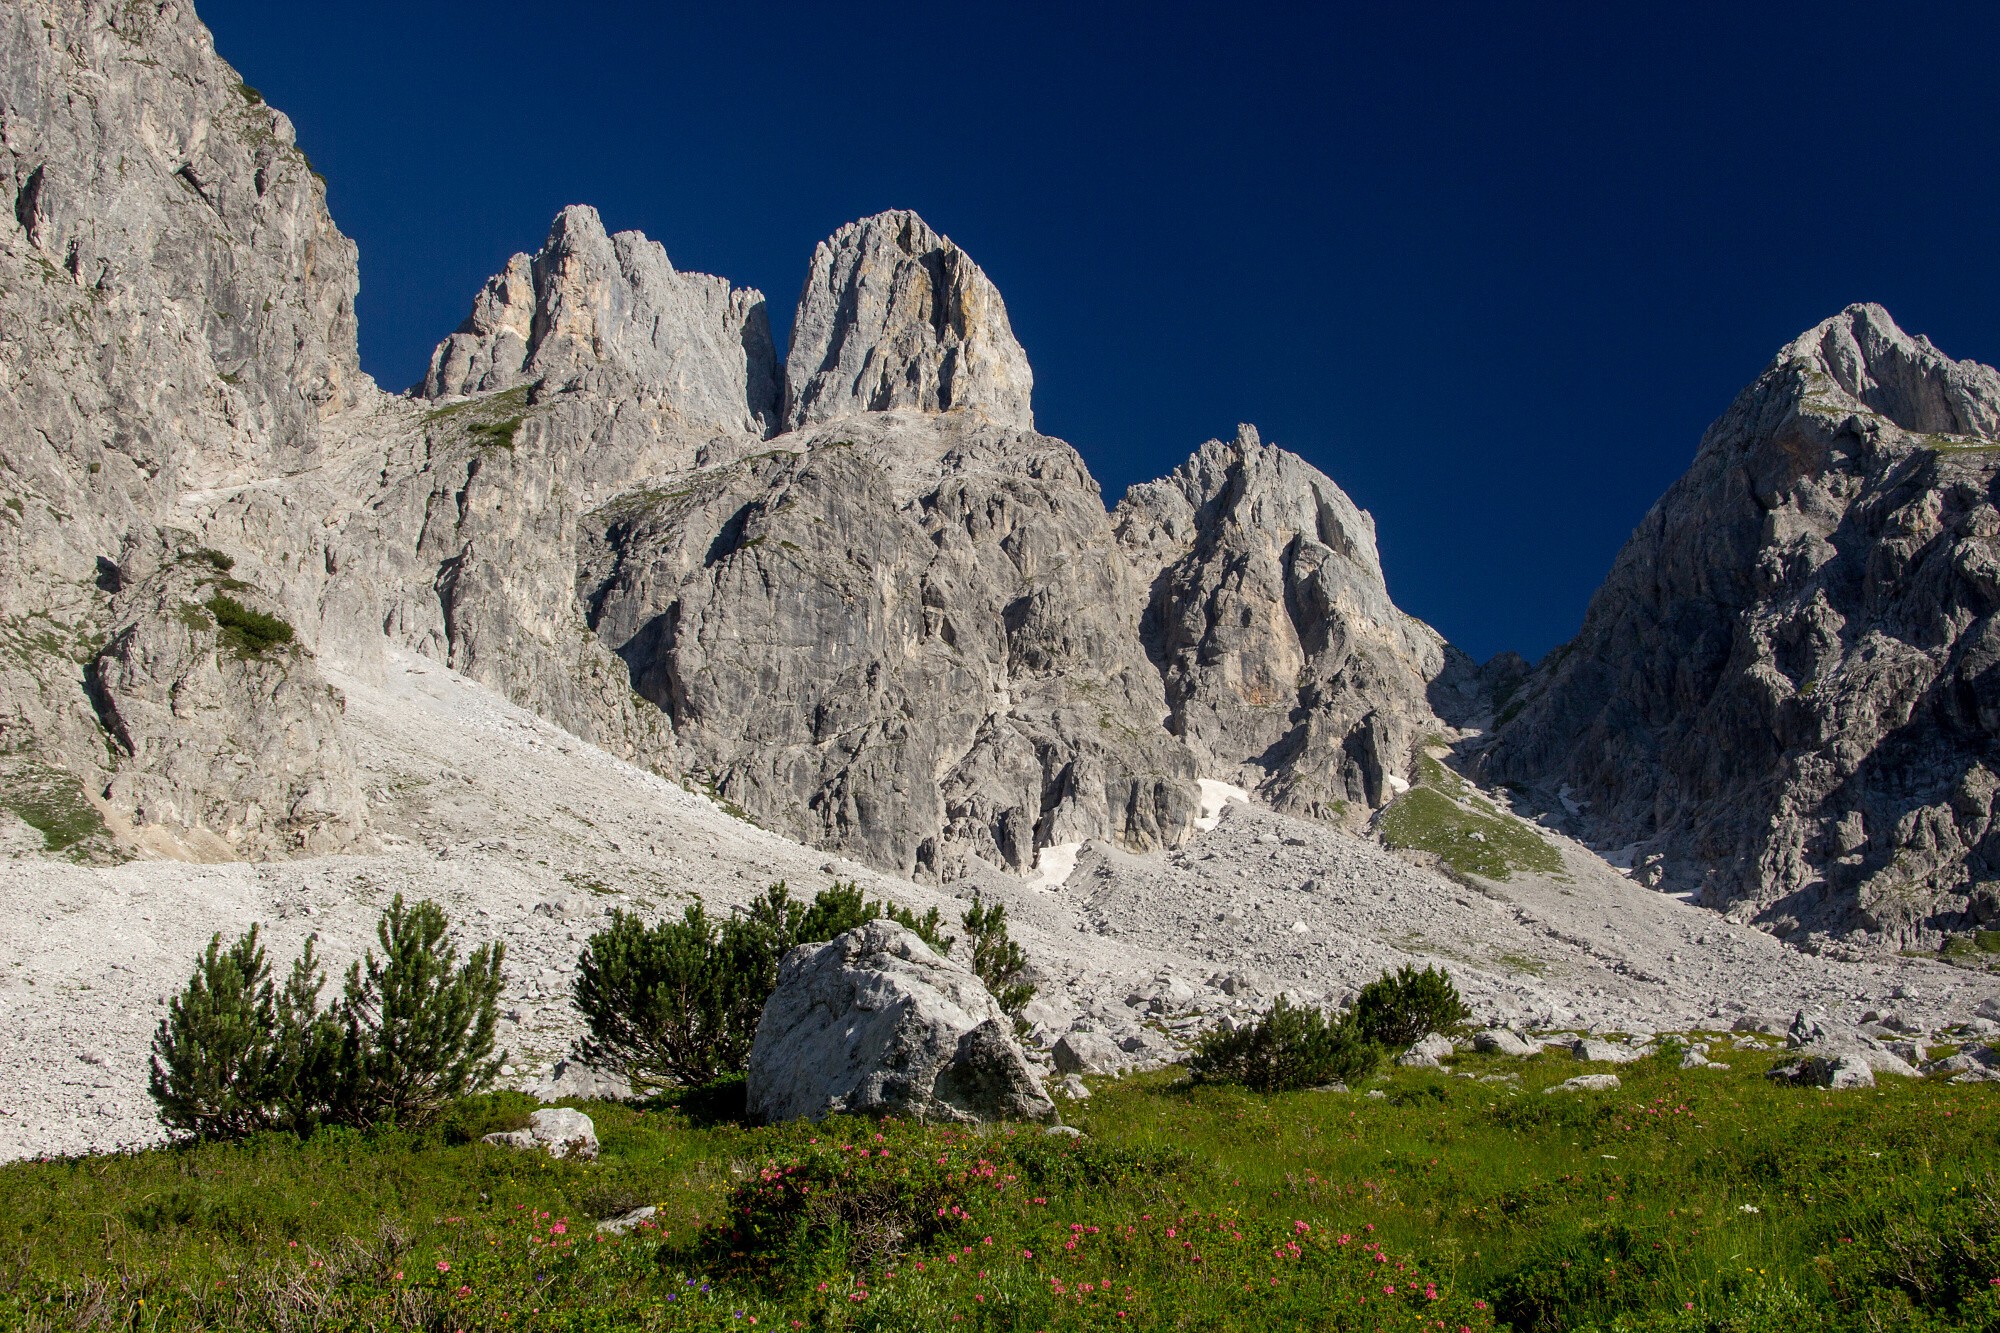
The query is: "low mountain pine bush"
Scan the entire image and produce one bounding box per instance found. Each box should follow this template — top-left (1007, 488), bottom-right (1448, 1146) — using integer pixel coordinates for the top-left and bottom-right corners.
top-left (147, 897), bottom-right (503, 1139)
top-left (1351, 963), bottom-right (1470, 1049)
top-left (1190, 995), bottom-right (1381, 1093)
top-left (573, 881), bottom-right (963, 1091)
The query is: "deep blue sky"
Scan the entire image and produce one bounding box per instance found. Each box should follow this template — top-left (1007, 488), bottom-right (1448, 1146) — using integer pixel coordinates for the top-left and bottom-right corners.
top-left (196, 1), bottom-right (2000, 662)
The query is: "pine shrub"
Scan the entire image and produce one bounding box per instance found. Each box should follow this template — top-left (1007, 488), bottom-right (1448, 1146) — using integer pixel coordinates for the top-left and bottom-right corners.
top-left (962, 893), bottom-right (1035, 1018)
top-left (147, 926), bottom-right (279, 1139)
top-left (1189, 996), bottom-right (1381, 1093)
top-left (147, 900), bottom-right (503, 1140)
top-left (572, 881), bottom-right (962, 1091)
top-left (266, 935), bottom-right (344, 1134)
top-left (1351, 964), bottom-right (1471, 1049)
top-left (572, 902), bottom-right (763, 1091)
top-left (335, 895), bottom-right (506, 1129)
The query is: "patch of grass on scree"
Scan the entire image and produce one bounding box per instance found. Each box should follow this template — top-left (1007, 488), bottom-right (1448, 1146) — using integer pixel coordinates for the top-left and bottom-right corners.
top-left (3, 1050), bottom-right (1997, 1330)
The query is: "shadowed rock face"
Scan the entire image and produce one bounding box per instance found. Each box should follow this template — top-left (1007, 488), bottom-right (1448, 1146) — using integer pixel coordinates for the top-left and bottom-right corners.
top-left (1485, 305), bottom-right (2000, 942)
top-left (783, 210), bottom-right (1034, 432)
top-left (1116, 426), bottom-right (1457, 822)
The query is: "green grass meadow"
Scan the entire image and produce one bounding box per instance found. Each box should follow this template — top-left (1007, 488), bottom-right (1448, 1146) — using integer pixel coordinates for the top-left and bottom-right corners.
top-left (3, 1045), bottom-right (1997, 1331)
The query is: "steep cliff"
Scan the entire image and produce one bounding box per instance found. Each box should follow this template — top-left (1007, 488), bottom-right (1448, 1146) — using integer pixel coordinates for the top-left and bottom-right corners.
top-left (0, 0), bottom-right (370, 855)
top-left (784, 211), bottom-right (1033, 432)
top-left (1116, 425), bottom-right (1458, 822)
top-left (1485, 305), bottom-right (2000, 943)
top-left (579, 410), bottom-right (1199, 878)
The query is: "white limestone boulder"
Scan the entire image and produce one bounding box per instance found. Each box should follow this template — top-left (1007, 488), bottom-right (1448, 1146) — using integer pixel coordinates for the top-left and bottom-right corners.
top-left (483, 1107), bottom-right (599, 1159)
top-left (746, 920), bottom-right (1058, 1125)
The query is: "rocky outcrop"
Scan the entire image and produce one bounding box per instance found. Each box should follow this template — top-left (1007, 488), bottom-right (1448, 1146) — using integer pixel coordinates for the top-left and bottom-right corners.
top-left (90, 538), bottom-right (368, 856)
top-left (1116, 425), bottom-right (1457, 820)
top-left (746, 920), bottom-right (1058, 1125)
top-left (1485, 305), bottom-right (2000, 943)
top-left (784, 211), bottom-right (1033, 431)
top-left (578, 410), bottom-right (1198, 878)
top-left (0, 0), bottom-right (370, 855)
top-left (482, 1107), bottom-right (599, 1159)
top-left (420, 205), bottom-right (779, 439)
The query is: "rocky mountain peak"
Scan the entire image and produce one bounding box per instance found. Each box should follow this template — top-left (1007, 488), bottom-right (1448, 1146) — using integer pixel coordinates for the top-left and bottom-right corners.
top-left (783, 209), bottom-right (1034, 432)
top-left (1785, 303), bottom-right (2000, 438)
top-left (1116, 425), bottom-right (1451, 818)
top-left (1484, 305), bottom-right (2000, 943)
top-left (421, 204), bottom-right (779, 437)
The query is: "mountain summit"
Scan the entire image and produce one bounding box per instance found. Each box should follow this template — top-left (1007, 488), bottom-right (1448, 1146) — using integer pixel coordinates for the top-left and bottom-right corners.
top-left (1485, 304), bottom-right (2000, 942)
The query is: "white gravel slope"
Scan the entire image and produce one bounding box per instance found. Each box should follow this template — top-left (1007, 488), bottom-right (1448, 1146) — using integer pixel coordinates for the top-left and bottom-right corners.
top-left (3, 651), bottom-right (1993, 1160)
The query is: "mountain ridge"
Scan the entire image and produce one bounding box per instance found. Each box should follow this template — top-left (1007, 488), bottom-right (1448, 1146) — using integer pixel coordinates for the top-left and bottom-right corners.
top-left (3, 0), bottom-right (1998, 961)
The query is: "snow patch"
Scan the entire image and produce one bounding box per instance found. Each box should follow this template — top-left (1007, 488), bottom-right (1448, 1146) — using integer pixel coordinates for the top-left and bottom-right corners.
top-left (1194, 779), bottom-right (1251, 832)
top-left (1025, 841), bottom-right (1083, 891)
top-left (1385, 774), bottom-right (1411, 795)
top-left (1600, 843), bottom-right (1641, 872)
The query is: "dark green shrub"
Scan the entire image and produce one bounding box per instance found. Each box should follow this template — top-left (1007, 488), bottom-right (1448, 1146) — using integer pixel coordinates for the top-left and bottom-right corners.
top-left (467, 414), bottom-right (525, 450)
top-left (573, 882), bottom-right (960, 1091)
top-left (147, 909), bottom-right (493, 1141)
top-left (573, 901), bottom-right (764, 1091)
top-left (205, 593), bottom-right (293, 657)
top-left (1007, 1132), bottom-right (1199, 1191)
top-left (335, 894), bottom-right (506, 1129)
top-left (1351, 963), bottom-right (1470, 1049)
top-left (264, 934), bottom-right (343, 1133)
top-left (1190, 996), bottom-right (1381, 1093)
top-left (962, 893), bottom-right (1035, 1019)
top-left (1489, 1219), bottom-right (1702, 1331)
top-left (147, 926), bottom-right (279, 1139)
top-left (756, 879), bottom-right (954, 959)
top-left (439, 1089), bottom-right (540, 1145)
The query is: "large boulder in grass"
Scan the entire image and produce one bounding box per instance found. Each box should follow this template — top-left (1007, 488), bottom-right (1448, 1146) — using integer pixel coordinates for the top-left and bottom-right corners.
top-left (747, 920), bottom-right (1058, 1125)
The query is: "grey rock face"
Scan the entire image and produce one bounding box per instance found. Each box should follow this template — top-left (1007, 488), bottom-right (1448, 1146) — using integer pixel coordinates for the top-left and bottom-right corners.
top-left (421, 205), bottom-right (779, 437)
top-left (579, 410), bottom-right (1198, 878)
top-left (1053, 1029), bottom-right (1129, 1077)
top-left (746, 920), bottom-right (1058, 1125)
top-left (784, 211), bottom-right (1033, 432)
top-left (1571, 1038), bottom-right (1643, 1065)
top-left (1546, 1073), bottom-right (1620, 1093)
top-left (1115, 425), bottom-right (1454, 820)
top-left (1487, 305), bottom-right (2000, 942)
top-left (0, 0), bottom-right (368, 852)
top-left (596, 1206), bottom-right (658, 1236)
top-left (90, 542), bottom-right (367, 856)
top-left (1767, 1049), bottom-right (1875, 1090)
top-left (1473, 1028), bottom-right (1541, 1057)
top-left (1397, 1032), bottom-right (1456, 1067)
top-left (0, 0), bottom-right (1452, 889)
top-left (527, 1058), bottom-right (632, 1103)
top-left (1923, 1046), bottom-right (2000, 1082)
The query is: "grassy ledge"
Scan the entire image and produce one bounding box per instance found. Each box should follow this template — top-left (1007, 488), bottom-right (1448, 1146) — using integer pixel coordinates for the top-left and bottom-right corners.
top-left (1379, 781), bottom-right (1565, 882)
top-left (0, 754), bottom-right (112, 858)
